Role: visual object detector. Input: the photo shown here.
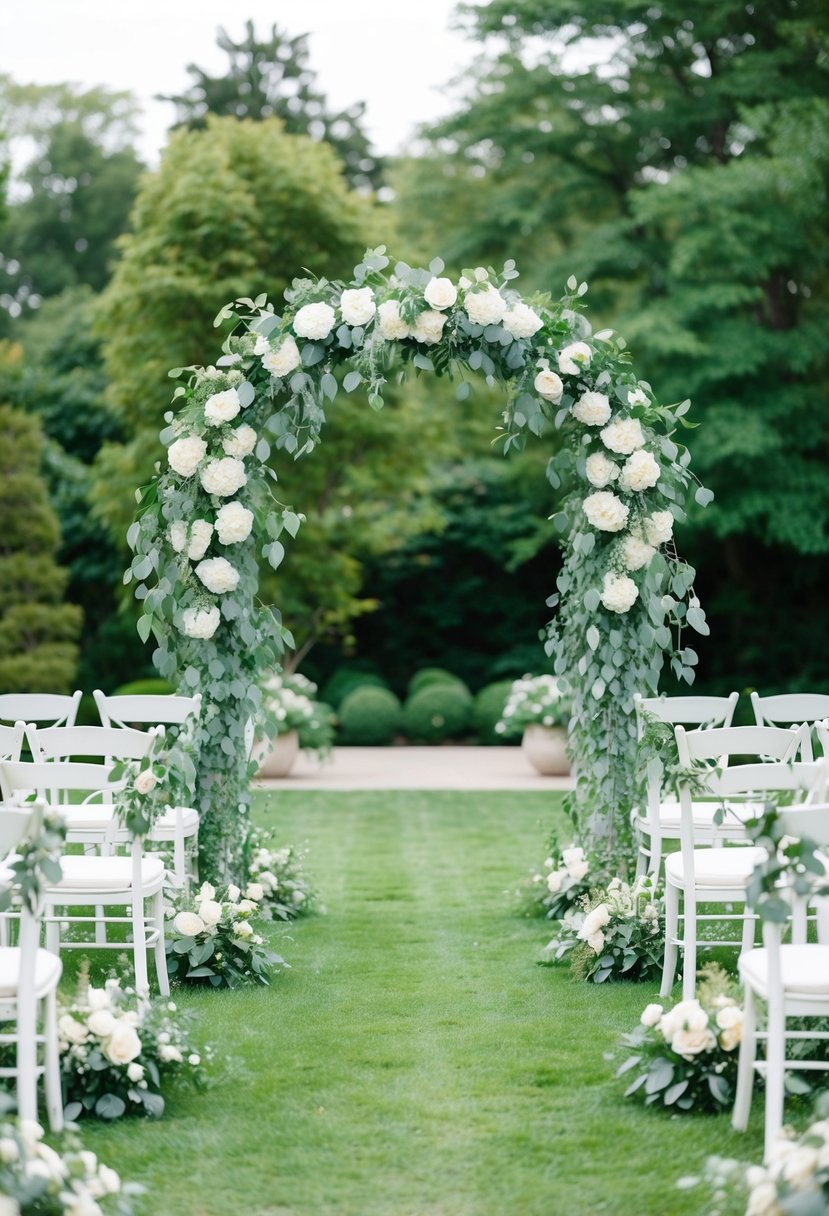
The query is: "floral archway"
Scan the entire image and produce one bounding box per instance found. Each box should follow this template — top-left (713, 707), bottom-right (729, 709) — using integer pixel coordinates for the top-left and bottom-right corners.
top-left (125, 247), bottom-right (709, 879)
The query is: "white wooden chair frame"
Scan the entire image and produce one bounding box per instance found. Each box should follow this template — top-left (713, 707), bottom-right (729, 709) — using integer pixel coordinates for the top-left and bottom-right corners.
top-left (0, 691), bottom-right (81, 729)
top-left (751, 691), bottom-right (829, 762)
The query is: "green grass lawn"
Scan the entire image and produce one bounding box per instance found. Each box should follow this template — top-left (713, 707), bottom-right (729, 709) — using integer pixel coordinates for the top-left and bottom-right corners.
top-left (68, 790), bottom-right (767, 1216)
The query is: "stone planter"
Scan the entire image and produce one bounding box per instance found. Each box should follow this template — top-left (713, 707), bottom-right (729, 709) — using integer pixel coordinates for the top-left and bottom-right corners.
top-left (252, 729), bottom-right (300, 778)
top-left (521, 724), bottom-right (570, 776)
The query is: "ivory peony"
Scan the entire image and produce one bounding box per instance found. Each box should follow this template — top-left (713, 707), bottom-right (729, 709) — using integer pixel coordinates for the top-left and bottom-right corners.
top-left (571, 390), bottom-right (611, 427)
top-left (168, 435), bottom-right (206, 478)
top-left (87, 1010), bottom-right (116, 1038)
top-left (601, 417), bottom-right (645, 455)
top-left (293, 301), bottom-right (336, 340)
top-left (169, 521), bottom-right (187, 553)
top-left (620, 449), bottom-right (660, 493)
top-left (464, 284), bottom-right (506, 326)
top-left (215, 501), bottom-right (253, 545)
top-left (377, 299), bottom-right (410, 340)
top-left (412, 309), bottom-right (447, 345)
top-left (585, 452), bottom-right (619, 488)
top-left (644, 510), bottom-right (674, 547)
top-left (672, 1027), bottom-right (716, 1057)
top-left (199, 899), bottom-right (222, 926)
top-left (424, 277), bottom-right (457, 311)
top-left (340, 287), bottom-right (375, 326)
top-left (583, 491), bottom-right (629, 533)
top-left (181, 606), bottom-right (220, 639)
top-left (640, 1003), bottom-right (663, 1028)
top-left (534, 368), bottom-right (564, 403)
top-left (558, 341), bottom-right (591, 375)
top-left (134, 770), bottom-right (157, 795)
top-left (187, 519), bottom-right (213, 561)
top-left (173, 911), bottom-right (205, 937)
top-left (103, 1023), bottom-right (142, 1066)
top-left (600, 571), bottom-right (639, 613)
top-left (262, 335), bottom-right (301, 378)
top-left (195, 556), bottom-right (239, 594)
top-left (203, 388), bottom-right (241, 426)
top-left (200, 457), bottom-right (247, 497)
top-left (579, 904), bottom-right (610, 939)
top-left (503, 302), bottom-right (543, 338)
top-left (222, 424), bottom-right (257, 458)
top-left (621, 534), bottom-right (656, 571)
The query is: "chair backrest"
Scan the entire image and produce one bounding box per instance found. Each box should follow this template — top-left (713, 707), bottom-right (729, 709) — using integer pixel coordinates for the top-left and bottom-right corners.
top-left (0, 758), bottom-right (120, 805)
top-left (0, 691), bottom-right (81, 728)
top-left (0, 801), bottom-right (43, 862)
top-left (94, 690), bottom-right (201, 729)
top-left (634, 692), bottom-right (739, 735)
top-left (777, 803), bottom-right (829, 849)
top-left (751, 691), bottom-right (829, 728)
top-left (0, 722), bottom-right (25, 763)
top-left (676, 723), bottom-right (810, 767)
top-left (26, 724), bottom-right (153, 764)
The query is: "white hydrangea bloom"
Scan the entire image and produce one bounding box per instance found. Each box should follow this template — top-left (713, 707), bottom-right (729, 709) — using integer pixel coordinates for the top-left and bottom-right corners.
top-left (571, 390), bottom-right (611, 427)
top-left (222, 424), bottom-right (257, 458)
top-left (503, 302), bottom-right (543, 338)
top-left (412, 309), bottom-right (447, 345)
top-left (195, 556), bottom-right (239, 594)
top-left (464, 284), bottom-right (506, 325)
top-left (340, 287), bottom-right (376, 326)
top-left (168, 435), bottom-right (207, 478)
top-left (583, 491), bottom-right (629, 533)
top-left (187, 519), bottom-right (214, 560)
top-left (620, 449), bottom-right (661, 492)
top-left (169, 521), bottom-right (187, 552)
top-left (557, 341), bottom-right (591, 375)
top-left (377, 299), bottom-right (410, 340)
top-left (644, 510), bottom-right (674, 547)
top-left (253, 335), bottom-right (270, 356)
top-left (600, 571), bottom-right (639, 613)
top-left (585, 452), bottom-right (619, 488)
top-left (601, 417), bottom-right (645, 454)
top-left (628, 387), bottom-right (649, 407)
top-left (215, 501), bottom-right (253, 545)
top-left (621, 534), bottom-right (656, 571)
top-left (293, 302), bottom-right (336, 340)
top-left (200, 457), bottom-right (247, 497)
top-left (262, 335), bottom-right (301, 378)
top-left (203, 388), bottom-right (241, 426)
top-left (424, 277), bottom-right (457, 311)
top-left (534, 367), bottom-right (564, 402)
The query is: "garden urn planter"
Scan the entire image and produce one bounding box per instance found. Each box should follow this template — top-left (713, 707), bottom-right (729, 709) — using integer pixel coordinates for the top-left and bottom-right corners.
top-left (252, 729), bottom-right (300, 778)
top-left (521, 724), bottom-right (570, 776)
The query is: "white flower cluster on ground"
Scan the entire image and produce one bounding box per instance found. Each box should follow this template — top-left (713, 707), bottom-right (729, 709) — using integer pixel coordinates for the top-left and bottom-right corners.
top-left (495, 673), bottom-right (567, 736)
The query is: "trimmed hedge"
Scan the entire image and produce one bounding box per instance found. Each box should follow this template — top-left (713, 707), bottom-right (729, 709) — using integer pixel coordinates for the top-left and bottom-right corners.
top-left (403, 683), bottom-right (473, 743)
top-left (407, 667), bottom-right (465, 698)
top-left (112, 678), bottom-right (176, 697)
top-left (473, 680), bottom-right (516, 745)
top-left (322, 666), bottom-right (388, 709)
top-left (338, 686), bottom-right (402, 746)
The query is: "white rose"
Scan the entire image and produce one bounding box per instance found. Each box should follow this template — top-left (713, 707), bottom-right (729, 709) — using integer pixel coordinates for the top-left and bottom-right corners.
top-left (621, 535), bottom-right (656, 572)
top-left (745, 1180), bottom-right (781, 1216)
top-left (169, 520), bottom-right (187, 552)
top-left (412, 309), bottom-right (447, 345)
top-left (561, 846), bottom-right (584, 869)
top-left (628, 387), bottom-right (649, 406)
top-left (546, 869), bottom-right (565, 894)
top-left (0, 1138), bottom-right (19, 1163)
top-left (222, 424), bottom-right (257, 458)
top-left (173, 910), bottom-right (205, 937)
top-left (586, 931), bottom-right (605, 953)
top-left (571, 390), bottom-right (611, 427)
top-left (340, 287), bottom-right (376, 326)
top-left (534, 368), bottom-right (564, 403)
top-left (245, 883), bottom-right (263, 901)
top-left (203, 388), bottom-right (241, 426)
top-left (780, 1146), bottom-right (819, 1188)
top-left (253, 335), bottom-right (270, 356)
top-left (158, 1044), bottom-right (183, 1063)
top-left (423, 277), bottom-right (457, 312)
top-left (585, 452), bottom-right (619, 488)
top-left (237, 898), bottom-right (257, 913)
top-left (98, 1165), bottom-right (121, 1195)
top-left (558, 341), bottom-right (591, 375)
top-left (195, 556), bottom-right (239, 594)
top-left (660, 999), bottom-right (709, 1039)
top-left (86, 987), bottom-right (111, 1012)
top-left (578, 903), bottom-right (610, 940)
top-left (188, 1054), bottom-right (201, 1066)
top-left (503, 302), bottom-right (542, 338)
top-left (86, 1010), bottom-right (116, 1038)
top-left (583, 490), bottom-right (629, 533)
top-left (620, 449), bottom-right (660, 493)
top-left (672, 1027), bottom-right (716, 1057)
top-left (168, 435), bottom-right (207, 478)
top-left (567, 860), bottom-right (588, 881)
top-left (601, 417), bottom-right (645, 454)
top-left (181, 606), bottom-right (220, 640)
top-left (215, 501), bottom-right (253, 545)
top-left (58, 1015), bottom-right (89, 1045)
top-left (199, 899), bottom-right (222, 926)
top-left (600, 571), bottom-right (639, 614)
top-left (134, 770), bottom-right (157, 795)
top-left (227, 884), bottom-right (240, 903)
top-left (293, 302), bottom-right (336, 340)
top-left (263, 335), bottom-right (301, 378)
top-left (103, 1023), bottom-right (142, 1066)
top-left (644, 510), bottom-right (674, 547)
top-left (464, 284), bottom-right (506, 326)
top-left (200, 457), bottom-right (247, 498)
top-left (640, 1003), bottom-right (664, 1028)
top-left (377, 299), bottom-right (410, 340)
top-left (233, 920), bottom-right (253, 939)
top-left (198, 882), bottom-right (215, 901)
top-left (187, 519), bottom-right (214, 561)
top-left (126, 1062), bottom-right (144, 1083)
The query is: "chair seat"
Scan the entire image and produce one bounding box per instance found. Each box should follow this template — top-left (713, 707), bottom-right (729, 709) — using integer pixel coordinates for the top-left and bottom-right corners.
top-left (634, 800), bottom-right (763, 832)
top-left (151, 806), bottom-right (199, 835)
top-left (740, 945), bottom-right (829, 996)
top-left (0, 946), bottom-right (63, 998)
top-left (665, 845), bottom-right (767, 887)
top-left (47, 855), bottom-right (165, 892)
top-left (62, 805), bottom-right (116, 831)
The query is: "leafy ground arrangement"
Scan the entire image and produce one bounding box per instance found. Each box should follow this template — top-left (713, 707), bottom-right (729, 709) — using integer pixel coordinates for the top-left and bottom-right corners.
top-left (74, 791), bottom-right (765, 1216)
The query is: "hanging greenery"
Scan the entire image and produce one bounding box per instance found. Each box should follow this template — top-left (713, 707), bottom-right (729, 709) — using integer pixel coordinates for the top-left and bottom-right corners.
top-left (126, 247), bottom-right (708, 879)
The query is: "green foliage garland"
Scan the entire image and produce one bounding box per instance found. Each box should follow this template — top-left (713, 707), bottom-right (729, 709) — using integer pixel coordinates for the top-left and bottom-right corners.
top-left (127, 248), bottom-right (707, 879)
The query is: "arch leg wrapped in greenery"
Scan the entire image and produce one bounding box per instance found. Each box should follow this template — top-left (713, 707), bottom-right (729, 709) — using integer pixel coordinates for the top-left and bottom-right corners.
top-left (126, 248), bottom-right (709, 880)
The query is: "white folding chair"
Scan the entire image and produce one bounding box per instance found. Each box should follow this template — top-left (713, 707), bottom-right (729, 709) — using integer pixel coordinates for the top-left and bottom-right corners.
top-left (0, 760), bottom-right (168, 998)
top-left (633, 692), bottom-right (739, 878)
top-left (732, 802), bottom-right (829, 1160)
top-left (0, 723), bottom-right (25, 763)
top-left (0, 801), bottom-right (63, 1130)
top-left (751, 692), bottom-right (829, 761)
top-left (0, 692), bottom-right (81, 729)
top-left (662, 724), bottom-right (821, 1001)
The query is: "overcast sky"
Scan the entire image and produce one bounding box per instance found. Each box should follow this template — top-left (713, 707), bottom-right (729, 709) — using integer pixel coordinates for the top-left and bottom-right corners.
top-left (0, 1), bottom-right (479, 163)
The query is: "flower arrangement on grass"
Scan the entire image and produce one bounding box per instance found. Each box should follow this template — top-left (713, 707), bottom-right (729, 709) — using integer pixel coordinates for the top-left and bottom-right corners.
top-left (57, 966), bottom-right (208, 1121)
top-left (542, 875), bottom-right (663, 982)
top-left (246, 829), bottom-right (317, 921)
top-left (259, 671), bottom-right (335, 760)
top-left (494, 674), bottom-right (568, 738)
top-left (617, 964), bottom-right (742, 1113)
top-left (0, 1114), bottom-right (137, 1215)
top-left (521, 841), bottom-right (598, 920)
top-left (166, 881), bottom-right (285, 987)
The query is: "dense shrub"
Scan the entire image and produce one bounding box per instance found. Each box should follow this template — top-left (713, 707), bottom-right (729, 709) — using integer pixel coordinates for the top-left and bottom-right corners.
top-left (338, 686), bottom-right (402, 745)
top-left (407, 668), bottom-right (465, 697)
top-left (322, 665), bottom-right (388, 709)
top-left (112, 678), bottom-right (176, 697)
top-left (473, 681), bottom-right (516, 745)
top-left (403, 683), bottom-right (473, 743)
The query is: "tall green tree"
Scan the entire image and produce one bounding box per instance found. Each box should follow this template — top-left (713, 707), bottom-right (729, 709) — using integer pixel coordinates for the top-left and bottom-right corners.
top-left (0, 404), bottom-right (82, 693)
top-left (161, 21), bottom-right (382, 190)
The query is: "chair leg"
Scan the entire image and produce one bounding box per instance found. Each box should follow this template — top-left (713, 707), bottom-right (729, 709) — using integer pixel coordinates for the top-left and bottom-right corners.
top-left (649, 835), bottom-right (663, 881)
top-left (45, 914), bottom-right (60, 956)
top-left (732, 985), bottom-right (756, 1131)
top-left (131, 889), bottom-right (149, 1000)
top-left (172, 833), bottom-right (186, 892)
top-left (635, 841), bottom-right (648, 881)
top-left (661, 882), bottom-right (679, 998)
top-left (43, 989), bottom-right (64, 1133)
top-left (740, 908), bottom-right (756, 954)
top-left (152, 889), bottom-right (169, 997)
top-left (764, 991), bottom-right (786, 1161)
top-left (681, 891), bottom-right (697, 1001)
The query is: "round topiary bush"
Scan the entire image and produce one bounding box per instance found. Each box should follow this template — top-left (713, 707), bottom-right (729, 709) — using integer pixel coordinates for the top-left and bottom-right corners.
top-left (403, 683), bottom-right (473, 743)
top-left (112, 678), bottom-right (176, 697)
top-left (322, 665), bottom-right (388, 709)
top-left (407, 668), bottom-right (467, 698)
top-left (338, 686), bottom-right (402, 745)
top-left (473, 681), bottom-right (517, 746)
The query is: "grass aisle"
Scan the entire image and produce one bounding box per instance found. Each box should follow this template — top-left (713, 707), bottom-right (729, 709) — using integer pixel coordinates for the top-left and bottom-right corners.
top-left (81, 791), bottom-right (763, 1215)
